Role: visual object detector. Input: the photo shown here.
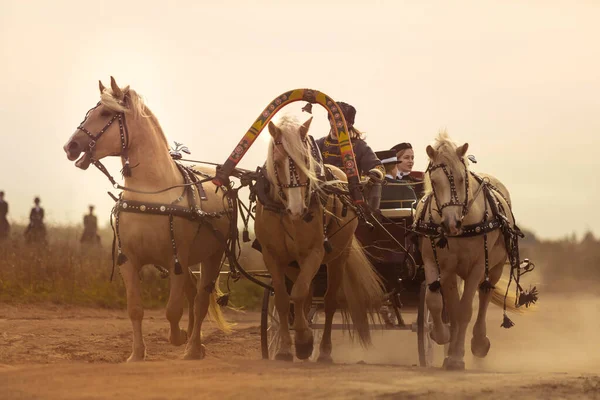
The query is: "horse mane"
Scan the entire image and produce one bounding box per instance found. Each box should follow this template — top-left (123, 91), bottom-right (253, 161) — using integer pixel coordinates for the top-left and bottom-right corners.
top-left (423, 130), bottom-right (470, 195)
top-left (100, 87), bottom-right (169, 149)
top-left (266, 114), bottom-right (321, 194)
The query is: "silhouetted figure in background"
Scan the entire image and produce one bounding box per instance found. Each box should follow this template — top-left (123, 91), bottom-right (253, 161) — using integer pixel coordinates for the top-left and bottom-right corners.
top-left (24, 197), bottom-right (47, 245)
top-left (81, 205), bottom-right (101, 245)
top-left (0, 191), bottom-right (9, 240)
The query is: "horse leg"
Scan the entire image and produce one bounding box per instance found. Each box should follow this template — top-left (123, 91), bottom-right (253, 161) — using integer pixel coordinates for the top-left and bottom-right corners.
top-left (442, 274), bottom-right (461, 360)
top-left (185, 266), bottom-right (198, 339)
top-left (260, 251), bottom-right (293, 361)
top-left (119, 260), bottom-right (146, 362)
top-left (291, 252), bottom-right (322, 360)
top-left (184, 253), bottom-right (221, 359)
top-left (166, 257), bottom-right (189, 346)
top-left (445, 268), bottom-right (482, 370)
top-left (318, 255), bottom-right (346, 363)
top-left (272, 269), bottom-right (294, 361)
top-left (471, 262), bottom-right (504, 358)
top-left (425, 260), bottom-right (450, 345)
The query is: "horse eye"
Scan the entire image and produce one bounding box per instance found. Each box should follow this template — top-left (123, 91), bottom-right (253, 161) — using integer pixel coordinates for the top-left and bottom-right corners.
top-left (100, 110), bottom-right (112, 117)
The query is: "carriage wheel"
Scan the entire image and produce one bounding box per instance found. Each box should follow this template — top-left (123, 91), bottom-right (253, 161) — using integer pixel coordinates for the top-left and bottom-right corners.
top-left (417, 281), bottom-right (435, 367)
top-left (261, 286), bottom-right (281, 359)
top-left (260, 284), bottom-right (322, 361)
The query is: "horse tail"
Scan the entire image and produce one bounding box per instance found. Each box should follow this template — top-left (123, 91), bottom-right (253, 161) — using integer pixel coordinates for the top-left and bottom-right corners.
top-left (339, 236), bottom-right (384, 347)
top-left (207, 275), bottom-right (234, 333)
top-left (490, 277), bottom-right (531, 314)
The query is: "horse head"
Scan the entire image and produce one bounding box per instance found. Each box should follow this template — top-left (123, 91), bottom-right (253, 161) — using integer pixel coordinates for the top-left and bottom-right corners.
top-left (266, 115), bottom-right (317, 220)
top-left (63, 76), bottom-right (135, 171)
top-left (425, 131), bottom-right (470, 235)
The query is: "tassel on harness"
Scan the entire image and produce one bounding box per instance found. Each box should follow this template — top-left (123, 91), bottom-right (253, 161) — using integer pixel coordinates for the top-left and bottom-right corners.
top-left (117, 251), bottom-right (128, 266)
top-left (121, 159), bottom-right (132, 177)
top-left (217, 293), bottom-right (230, 307)
top-left (429, 279), bottom-right (442, 292)
top-left (518, 285), bottom-right (539, 308)
top-left (501, 313), bottom-right (515, 329)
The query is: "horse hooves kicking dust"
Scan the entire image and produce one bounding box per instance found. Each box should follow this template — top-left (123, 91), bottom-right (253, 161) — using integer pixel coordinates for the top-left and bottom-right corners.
top-left (443, 357), bottom-right (466, 371)
top-left (317, 354), bottom-right (334, 363)
top-left (169, 329), bottom-right (188, 346)
top-left (183, 344), bottom-right (206, 360)
top-left (471, 336), bottom-right (491, 358)
top-left (295, 337), bottom-right (314, 360)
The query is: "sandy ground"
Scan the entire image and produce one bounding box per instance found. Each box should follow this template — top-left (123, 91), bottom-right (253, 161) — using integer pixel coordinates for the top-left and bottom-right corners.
top-left (0, 294), bottom-right (599, 399)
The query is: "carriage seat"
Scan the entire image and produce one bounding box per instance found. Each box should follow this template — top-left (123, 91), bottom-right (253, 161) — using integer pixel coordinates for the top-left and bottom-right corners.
top-left (379, 181), bottom-right (418, 210)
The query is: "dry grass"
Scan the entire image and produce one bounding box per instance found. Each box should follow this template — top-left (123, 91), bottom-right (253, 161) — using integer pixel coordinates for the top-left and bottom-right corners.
top-left (1, 223), bottom-right (595, 310)
top-left (520, 230), bottom-right (600, 293)
top-left (0, 224), bottom-right (265, 309)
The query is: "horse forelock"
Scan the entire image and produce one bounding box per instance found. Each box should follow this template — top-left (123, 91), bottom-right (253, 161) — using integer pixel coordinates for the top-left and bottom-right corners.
top-left (423, 130), bottom-right (471, 195)
top-left (267, 115), bottom-right (320, 193)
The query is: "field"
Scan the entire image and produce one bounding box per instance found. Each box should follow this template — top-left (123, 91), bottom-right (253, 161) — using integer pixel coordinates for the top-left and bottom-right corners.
top-left (1, 225), bottom-right (599, 399)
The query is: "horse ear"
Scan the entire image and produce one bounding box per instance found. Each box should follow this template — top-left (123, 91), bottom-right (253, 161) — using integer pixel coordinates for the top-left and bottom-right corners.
top-left (110, 76), bottom-right (123, 98)
top-left (456, 143), bottom-right (469, 158)
top-left (268, 121), bottom-right (280, 138)
top-left (426, 145), bottom-right (436, 159)
top-left (299, 117), bottom-right (313, 139)
top-left (99, 80), bottom-right (106, 93)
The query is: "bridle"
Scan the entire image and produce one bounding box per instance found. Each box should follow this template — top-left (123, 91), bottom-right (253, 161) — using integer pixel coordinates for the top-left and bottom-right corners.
top-left (271, 139), bottom-right (312, 206)
top-left (76, 101), bottom-right (132, 178)
top-left (426, 157), bottom-right (470, 222)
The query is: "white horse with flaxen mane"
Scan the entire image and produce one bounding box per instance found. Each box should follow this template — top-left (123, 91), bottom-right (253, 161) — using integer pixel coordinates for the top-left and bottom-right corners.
top-left (415, 131), bottom-right (537, 370)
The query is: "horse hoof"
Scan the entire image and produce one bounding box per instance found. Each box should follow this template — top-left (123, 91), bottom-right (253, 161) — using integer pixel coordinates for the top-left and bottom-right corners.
top-left (317, 354), bottom-right (333, 363)
top-left (430, 326), bottom-right (450, 345)
top-left (169, 329), bottom-right (188, 346)
top-left (183, 344), bottom-right (205, 360)
top-left (471, 336), bottom-right (491, 358)
top-left (443, 357), bottom-right (465, 371)
top-left (275, 352), bottom-right (294, 362)
top-left (295, 337), bottom-right (314, 360)
top-left (126, 351), bottom-right (146, 362)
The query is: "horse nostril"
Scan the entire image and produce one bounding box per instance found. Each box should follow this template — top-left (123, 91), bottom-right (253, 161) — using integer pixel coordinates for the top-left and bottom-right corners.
top-left (286, 209), bottom-right (292, 214)
top-left (68, 141), bottom-right (80, 152)
top-left (456, 220), bottom-right (462, 229)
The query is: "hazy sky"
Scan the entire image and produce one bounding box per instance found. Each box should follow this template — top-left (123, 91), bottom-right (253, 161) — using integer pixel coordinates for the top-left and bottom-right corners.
top-left (1, 0), bottom-right (599, 239)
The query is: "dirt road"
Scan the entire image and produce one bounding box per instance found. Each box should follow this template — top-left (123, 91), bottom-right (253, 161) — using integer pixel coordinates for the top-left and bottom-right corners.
top-left (1, 294), bottom-right (599, 399)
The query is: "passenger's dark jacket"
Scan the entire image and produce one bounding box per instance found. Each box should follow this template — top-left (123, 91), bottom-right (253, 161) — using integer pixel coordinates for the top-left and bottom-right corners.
top-left (315, 136), bottom-right (382, 176)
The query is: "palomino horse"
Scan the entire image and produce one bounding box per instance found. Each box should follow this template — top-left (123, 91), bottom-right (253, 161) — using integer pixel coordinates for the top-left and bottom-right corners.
top-left (415, 131), bottom-right (532, 370)
top-left (63, 77), bottom-right (231, 361)
top-left (254, 115), bottom-right (383, 362)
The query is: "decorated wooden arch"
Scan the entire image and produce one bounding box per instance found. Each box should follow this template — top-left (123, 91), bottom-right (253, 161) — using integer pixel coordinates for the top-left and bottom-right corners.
top-left (212, 89), bottom-right (364, 204)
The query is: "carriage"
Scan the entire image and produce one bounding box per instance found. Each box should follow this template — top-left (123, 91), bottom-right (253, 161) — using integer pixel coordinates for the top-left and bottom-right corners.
top-left (65, 80), bottom-right (536, 369)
